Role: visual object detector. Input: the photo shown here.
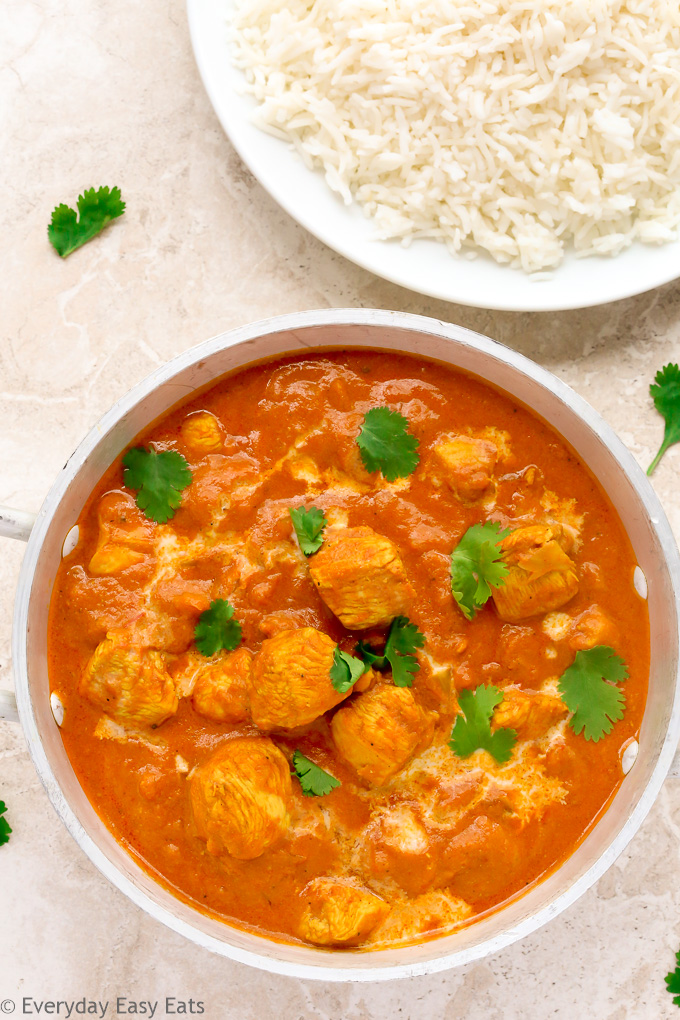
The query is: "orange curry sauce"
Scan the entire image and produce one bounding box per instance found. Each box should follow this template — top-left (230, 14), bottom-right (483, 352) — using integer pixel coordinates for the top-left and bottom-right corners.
top-left (48, 351), bottom-right (649, 949)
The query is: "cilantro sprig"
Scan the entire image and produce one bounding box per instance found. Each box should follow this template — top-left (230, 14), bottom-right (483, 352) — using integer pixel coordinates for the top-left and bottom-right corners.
top-left (356, 407), bottom-right (420, 481)
top-left (292, 751), bottom-right (340, 797)
top-left (450, 522), bottom-right (510, 620)
top-left (449, 685), bottom-right (517, 764)
top-left (330, 648), bottom-right (366, 694)
top-left (0, 801), bottom-right (11, 847)
top-left (123, 446), bottom-right (192, 524)
top-left (194, 599), bottom-right (242, 657)
top-left (356, 615), bottom-right (425, 688)
top-left (558, 645), bottom-right (629, 742)
top-left (666, 949), bottom-right (680, 1007)
top-left (48, 186), bottom-right (126, 258)
top-left (290, 506), bottom-right (327, 555)
top-left (648, 363), bottom-right (680, 475)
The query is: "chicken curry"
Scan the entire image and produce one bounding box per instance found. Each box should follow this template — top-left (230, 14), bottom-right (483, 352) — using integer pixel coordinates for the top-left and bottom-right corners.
top-left (48, 350), bottom-right (649, 949)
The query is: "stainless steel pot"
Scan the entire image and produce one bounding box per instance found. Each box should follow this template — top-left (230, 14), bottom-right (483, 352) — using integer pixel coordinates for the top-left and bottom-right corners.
top-left (1, 308), bottom-right (679, 982)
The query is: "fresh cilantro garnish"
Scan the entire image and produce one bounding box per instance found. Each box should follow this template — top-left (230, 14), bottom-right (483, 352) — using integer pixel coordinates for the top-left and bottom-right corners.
top-left (289, 506), bottom-right (327, 555)
top-left (194, 599), bottom-right (242, 657)
top-left (330, 648), bottom-right (366, 694)
top-left (449, 685), bottom-right (517, 764)
top-left (48, 186), bottom-right (126, 258)
top-left (356, 615), bottom-right (425, 688)
top-left (558, 645), bottom-right (629, 741)
top-left (450, 522), bottom-right (510, 620)
top-left (665, 949), bottom-right (680, 1007)
top-left (123, 446), bottom-right (192, 524)
top-left (356, 407), bottom-right (420, 481)
top-left (292, 750), bottom-right (341, 797)
top-left (0, 801), bottom-right (11, 847)
top-left (648, 363), bottom-right (680, 475)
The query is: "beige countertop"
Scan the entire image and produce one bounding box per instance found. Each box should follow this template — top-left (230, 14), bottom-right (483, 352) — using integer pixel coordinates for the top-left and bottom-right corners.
top-left (1, 1), bottom-right (680, 1017)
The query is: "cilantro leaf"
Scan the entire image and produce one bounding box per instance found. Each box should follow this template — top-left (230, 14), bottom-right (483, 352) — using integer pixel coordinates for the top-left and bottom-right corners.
top-left (194, 599), bottom-right (242, 657)
top-left (356, 640), bottom-right (384, 668)
top-left (292, 750), bottom-right (341, 797)
top-left (558, 645), bottom-right (629, 742)
top-left (123, 446), bottom-right (192, 524)
top-left (665, 950), bottom-right (680, 1007)
top-left (449, 685), bottom-right (517, 764)
top-left (355, 615), bottom-right (425, 688)
top-left (648, 363), bottom-right (680, 475)
top-left (356, 407), bottom-right (420, 481)
top-left (48, 186), bottom-right (126, 258)
top-left (450, 522), bottom-right (510, 620)
top-left (290, 506), bottom-right (327, 555)
top-left (0, 801), bottom-right (11, 847)
top-left (385, 615), bottom-right (425, 686)
top-left (330, 648), bottom-right (366, 694)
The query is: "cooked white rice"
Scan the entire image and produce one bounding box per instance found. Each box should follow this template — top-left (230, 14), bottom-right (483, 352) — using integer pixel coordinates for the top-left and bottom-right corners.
top-left (230, 0), bottom-right (680, 274)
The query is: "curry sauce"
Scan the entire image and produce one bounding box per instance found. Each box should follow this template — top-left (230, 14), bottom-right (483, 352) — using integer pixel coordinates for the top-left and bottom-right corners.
top-left (48, 351), bottom-right (649, 949)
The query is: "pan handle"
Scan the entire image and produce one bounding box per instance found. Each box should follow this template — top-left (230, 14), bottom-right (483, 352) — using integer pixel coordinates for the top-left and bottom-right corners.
top-left (0, 506), bottom-right (37, 542)
top-left (0, 692), bottom-right (18, 724)
top-left (0, 505), bottom-right (35, 723)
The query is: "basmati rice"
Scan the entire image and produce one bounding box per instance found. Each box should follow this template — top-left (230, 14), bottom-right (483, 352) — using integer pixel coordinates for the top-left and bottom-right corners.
top-left (230, 0), bottom-right (680, 274)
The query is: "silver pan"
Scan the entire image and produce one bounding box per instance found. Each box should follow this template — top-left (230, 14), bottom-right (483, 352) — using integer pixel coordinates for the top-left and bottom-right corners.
top-left (1, 308), bottom-right (679, 982)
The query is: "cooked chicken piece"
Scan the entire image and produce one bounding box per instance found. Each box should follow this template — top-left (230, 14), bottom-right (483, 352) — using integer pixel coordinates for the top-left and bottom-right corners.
top-left (249, 627), bottom-right (347, 730)
top-left (369, 803), bottom-right (436, 895)
top-left (433, 434), bottom-right (498, 502)
top-left (431, 770), bottom-right (486, 822)
top-left (127, 609), bottom-right (196, 657)
top-left (378, 803), bottom-right (429, 856)
top-left (181, 411), bottom-right (223, 455)
top-left (493, 686), bottom-right (568, 741)
top-left (190, 736), bottom-right (291, 859)
top-left (568, 605), bottom-right (618, 651)
top-left (80, 630), bottom-right (178, 727)
top-left (331, 684), bottom-right (434, 787)
top-left (368, 890), bottom-right (472, 946)
top-left (298, 878), bottom-right (389, 946)
top-left (308, 526), bottom-right (413, 629)
top-left (182, 452), bottom-right (260, 526)
top-left (89, 491), bottom-right (155, 576)
top-left (492, 524), bottom-right (579, 622)
top-left (192, 648), bottom-right (252, 724)
top-left (153, 577), bottom-right (212, 616)
top-left (444, 815), bottom-right (520, 899)
top-left (540, 490), bottom-right (583, 551)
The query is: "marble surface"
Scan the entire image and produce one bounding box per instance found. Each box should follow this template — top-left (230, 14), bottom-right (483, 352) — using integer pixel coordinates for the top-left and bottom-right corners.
top-left (1, 0), bottom-right (680, 1016)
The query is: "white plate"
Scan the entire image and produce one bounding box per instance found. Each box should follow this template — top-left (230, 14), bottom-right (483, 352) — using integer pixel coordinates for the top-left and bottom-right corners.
top-left (187, 0), bottom-right (680, 312)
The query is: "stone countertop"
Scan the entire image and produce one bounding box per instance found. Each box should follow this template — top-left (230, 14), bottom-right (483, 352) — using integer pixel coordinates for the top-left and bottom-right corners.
top-left (1, 1), bottom-right (680, 1017)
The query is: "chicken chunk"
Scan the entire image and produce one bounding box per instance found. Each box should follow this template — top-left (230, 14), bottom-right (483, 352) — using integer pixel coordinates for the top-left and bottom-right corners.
top-left (249, 627), bottom-right (347, 730)
top-left (181, 411), bottom-right (223, 455)
top-left (492, 686), bottom-right (568, 741)
top-left (190, 737), bottom-right (291, 859)
top-left (308, 526), bottom-right (413, 629)
top-left (298, 878), bottom-right (389, 946)
top-left (192, 648), bottom-right (252, 724)
top-left (88, 491), bottom-right (155, 576)
top-left (369, 803), bottom-right (436, 895)
top-left (432, 434), bottom-right (498, 502)
top-left (331, 684), bottom-right (434, 787)
top-left (568, 605), bottom-right (618, 651)
top-left (182, 452), bottom-right (260, 527)
top-left (444, 815), bottom-right (520, 899)
top-left (368, 890), bottom-right (472, 946)
top-left (80, 630), bottom-right (178, 727)
top-left (492, 524), bottom-right (579, 622)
